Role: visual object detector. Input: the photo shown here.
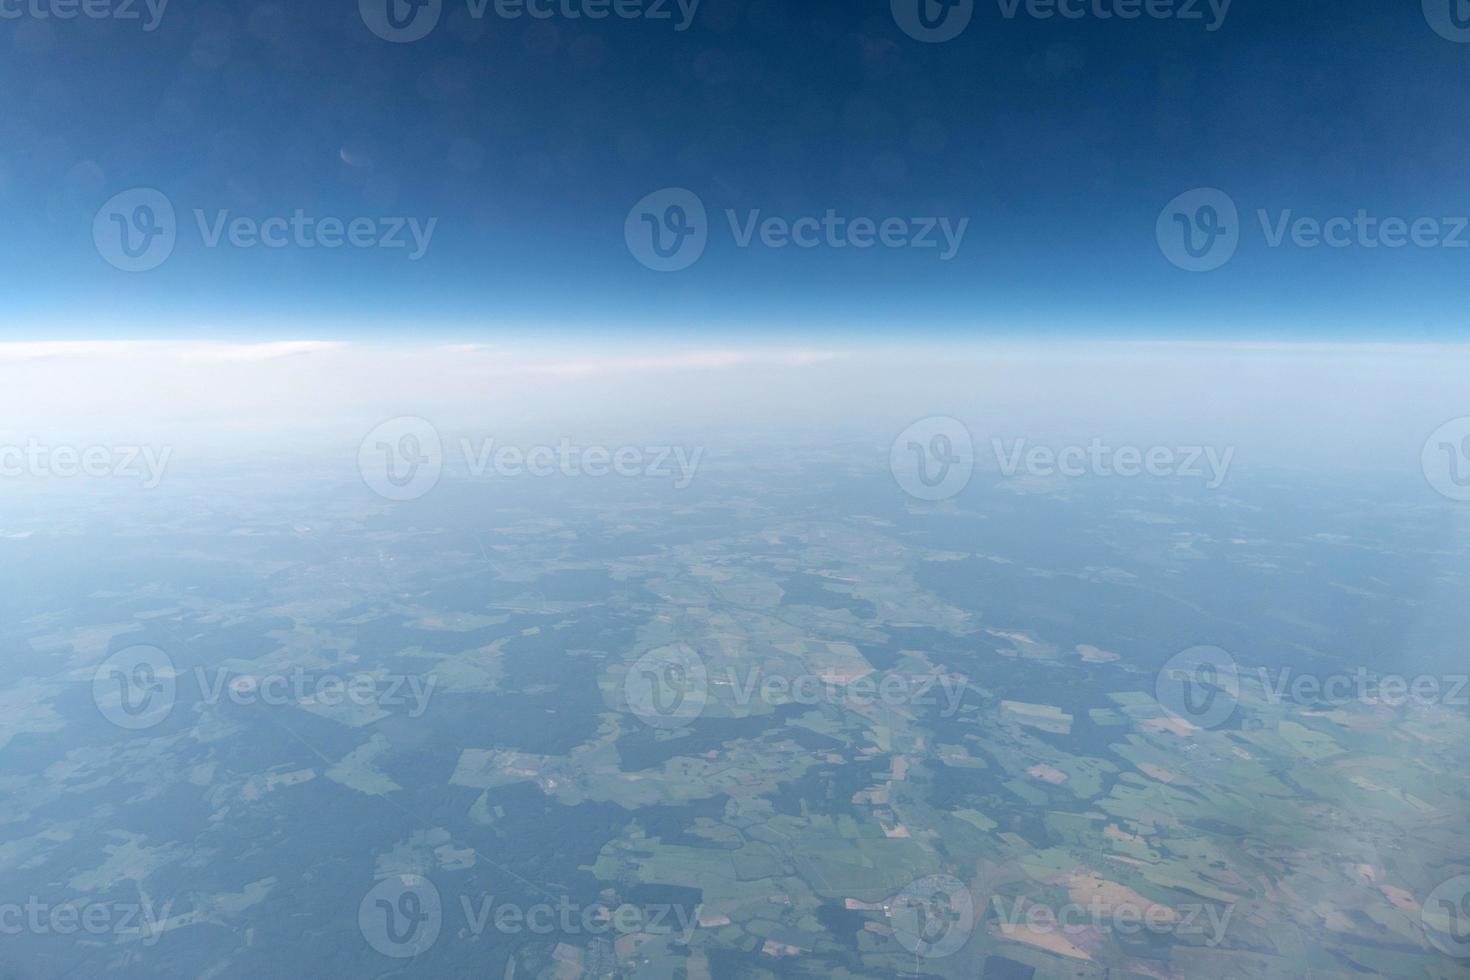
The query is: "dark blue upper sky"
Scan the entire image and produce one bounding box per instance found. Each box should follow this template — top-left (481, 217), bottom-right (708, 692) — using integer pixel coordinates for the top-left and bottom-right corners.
top-left (4, 0), bottom-right (1469, 341)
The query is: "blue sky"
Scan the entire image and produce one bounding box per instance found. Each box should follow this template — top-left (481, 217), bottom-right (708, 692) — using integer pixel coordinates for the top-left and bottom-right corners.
top-left (3, 0), bottom-right (1470, 341)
